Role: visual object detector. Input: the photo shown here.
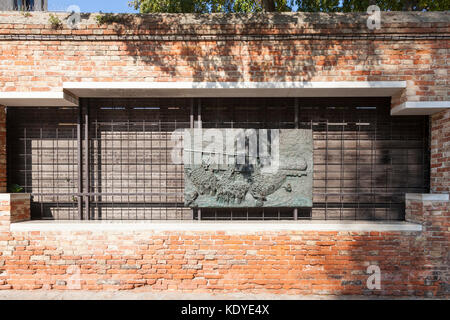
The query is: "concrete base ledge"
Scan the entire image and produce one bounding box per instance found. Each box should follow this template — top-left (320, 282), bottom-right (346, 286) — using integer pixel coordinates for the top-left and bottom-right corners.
top-left (0, 290), bottom-right (430, 300)
top-left (10, 220), bottom-right (422, 233)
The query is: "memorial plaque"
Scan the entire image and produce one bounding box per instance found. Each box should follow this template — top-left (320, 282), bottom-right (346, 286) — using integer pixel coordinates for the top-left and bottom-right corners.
top-left (184, 129), bottom-right (313, 208)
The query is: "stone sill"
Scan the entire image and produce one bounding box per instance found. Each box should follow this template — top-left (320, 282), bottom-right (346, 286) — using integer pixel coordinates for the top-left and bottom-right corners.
top-left (0, 193), bottom-right (31, 201)
top-left (10, 220), bottom-right (422, 233)
top-left (405, 193), bottom-right (449, 201)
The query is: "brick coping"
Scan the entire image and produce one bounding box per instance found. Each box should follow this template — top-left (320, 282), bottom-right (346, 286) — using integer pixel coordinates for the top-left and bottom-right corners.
top-left (10, 220), bottom-right (422, 232)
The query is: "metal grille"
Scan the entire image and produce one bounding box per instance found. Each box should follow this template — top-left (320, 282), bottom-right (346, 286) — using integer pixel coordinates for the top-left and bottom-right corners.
top-left (87, 99), bottom-right (191, 220)
top-left (7, 107), bottom-right (79, 219)
top-left (7, 97), bottom-right (429, 220)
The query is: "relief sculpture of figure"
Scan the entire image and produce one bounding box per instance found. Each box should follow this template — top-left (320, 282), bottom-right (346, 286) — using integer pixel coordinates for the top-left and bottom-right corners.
top-left (248, 157), bottom-right (308, 206)
top-left (249, 168), bottom-right (288, 207)
top-left (184, 160), bottom-right (218, 196)
top-left (216, 167), bottom-right (250, 205)
top-left (184, 129), bottom-right (313, 208)
top-left (185, 156), bottom-right (309, 207)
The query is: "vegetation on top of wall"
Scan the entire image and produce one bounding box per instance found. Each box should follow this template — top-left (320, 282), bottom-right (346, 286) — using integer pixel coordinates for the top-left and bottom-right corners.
top-left (129, 0), bottom-right (449, 13)
top-left (48, 13), bottom-right (62, 29)
top-left (95, 13), bottom-right (132, 25)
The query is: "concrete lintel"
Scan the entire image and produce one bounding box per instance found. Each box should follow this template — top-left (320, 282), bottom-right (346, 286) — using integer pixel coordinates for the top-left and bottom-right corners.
top-left (63, 81), bottom-right (406, 98)
top-left (391, 101), bottom-right (450, 116)
top-left (11, 220), bottom-right (422, 233)
top-left (0, 92), bottom-right (79, 107)
top-left (405, 193), bottom-right (449, 201)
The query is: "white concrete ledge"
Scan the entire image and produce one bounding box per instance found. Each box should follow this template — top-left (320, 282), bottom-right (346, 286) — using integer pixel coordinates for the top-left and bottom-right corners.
top-left (0, 193), bottom-right (30, 201)
top-left (64, 81), bottom-right (406, 98)
top-left (391, 101), bottom-right (450, 116)
top-left (10, 220), bottom-right (422, 233)
top-left (0, 92), bottom-right (78, 107)
top-left (406, 193), bottom-right (449, 201)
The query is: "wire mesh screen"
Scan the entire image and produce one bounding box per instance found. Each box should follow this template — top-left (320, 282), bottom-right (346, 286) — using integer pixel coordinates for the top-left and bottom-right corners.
top-left (7, 97), bottom-right (429, 220)
top-left (87, 99), bottom-right (191, 220)
top-left (199, 97), bottom-right (429, 220)
top-left (7, 107), bottom-right (80, 219)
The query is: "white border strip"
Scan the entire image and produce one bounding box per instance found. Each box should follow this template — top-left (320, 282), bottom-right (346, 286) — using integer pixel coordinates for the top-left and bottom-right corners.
top-left (63, 81), bottom-right (406, 98)
top-left (64, 81), bottom-right (407, 90)
top-left (406, 193), bottom-right (449, 201)
top-left (0, 92), bottom-right (78, 107)
top-left (10, 221), bottom-right (422, 232)
top-left (391, 101), bottom-right (450, 115)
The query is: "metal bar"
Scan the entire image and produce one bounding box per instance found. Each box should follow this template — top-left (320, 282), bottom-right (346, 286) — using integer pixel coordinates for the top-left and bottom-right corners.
top-left (294, 98), bottom-right (299, 220)
top-left (109, 117), bottom-right (114, 220)
top-left (135, 117), bottom-right (138, 220)
top-left (127, 118), bottom-right (130, 220)
top-left (197, 99), bottom-right (202, 220)
top-left (149, 114), bottom-right (153, 221)
top-left (83, 99), bottom-right (90, 220)
top-left (77, 105), bottom-right (83, 220)
top-left (190, 98), bottom-right (194, 128)
top-left (23, 127), bottom-right (27, 193)
top-left (189, 99), bottom-right (194, 220)
top-left (356, 106), bottom-right (361, 220)
top-left (55, 127), bottom-right (58, 219)
top-left (340, 107), bottom-right (344, 220)
top-left (325, 111), bottom-right (328, 220)
top-left (159, 119), bottom-right (162, 219)
top-left (197, 99), bottom-right (202, 129)
top-left (120, 113), bottom-right (123, 220)
top-left (95, 112), bottom-right (102, 220)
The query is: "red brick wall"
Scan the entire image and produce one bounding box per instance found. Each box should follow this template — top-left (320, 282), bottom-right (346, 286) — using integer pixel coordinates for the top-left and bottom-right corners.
top-left (0, 194), bottom-right (30, 234)
top-left (405, 199), bottom-right (450, 296)
top-left (0, 11), bottom-right (449, 297)
top-left (0, 12), bottom-right (448, 105)
top-left (431, 109), bottom-right (450, 193)
top-left (0, 218), bottom-right (446, 296)
top-left (0, 195), bottom-right (448, 297)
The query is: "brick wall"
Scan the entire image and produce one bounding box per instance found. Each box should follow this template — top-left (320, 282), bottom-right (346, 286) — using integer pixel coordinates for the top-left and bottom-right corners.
top-left (0, 221), bottom-right (446, 296)
top-left (0, 11), bottom-right (449, 105)
top-left (405, 198), bottom-right (450, 296)
top-left (0, 194), bottom-right (30, 234)
top-left (0, 11), bottom-right (448, 297)
top-left (431, 109), bottom-right (450, 193)
top-left (0, 193), bottom-right (448, 297)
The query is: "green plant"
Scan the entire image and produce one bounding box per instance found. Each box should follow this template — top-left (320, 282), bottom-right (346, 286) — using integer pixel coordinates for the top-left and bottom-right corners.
top-left (21, 11), bottom-right (32, 18)
top-left (9, 184), bottom-right (24, 193)
top-left (95, 13), bottom-right (127, 25)
top-left (49, 14), bottom-right (62, 29)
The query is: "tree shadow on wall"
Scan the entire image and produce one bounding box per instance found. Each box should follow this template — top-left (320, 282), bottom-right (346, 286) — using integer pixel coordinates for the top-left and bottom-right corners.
top-left (86, 12), bottom-right (386, 84)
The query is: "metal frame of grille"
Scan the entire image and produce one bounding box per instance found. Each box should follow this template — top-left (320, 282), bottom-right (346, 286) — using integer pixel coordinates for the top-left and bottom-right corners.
top-left (6, 97), bottom-right (430, 220)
